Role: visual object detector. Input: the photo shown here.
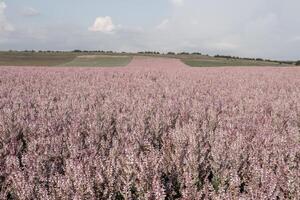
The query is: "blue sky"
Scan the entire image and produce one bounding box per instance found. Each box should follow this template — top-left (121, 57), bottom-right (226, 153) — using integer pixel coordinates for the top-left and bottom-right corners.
top-left (6, 0), bottom-right (170, 27)
top-left (1, 0), bottom-right (300, 60)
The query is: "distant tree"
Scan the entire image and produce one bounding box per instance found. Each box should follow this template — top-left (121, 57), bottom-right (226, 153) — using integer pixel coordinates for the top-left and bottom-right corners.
top-left (192, 52), bottom-right (202, 55)
top-left (215, 55), bottom-right (232, 59)
top-left (167, 52), bottom-right (176, 55)
top-left (178, 52), bottom-right (189, 55)
top-left (296, 61), bottom-right (300, 66)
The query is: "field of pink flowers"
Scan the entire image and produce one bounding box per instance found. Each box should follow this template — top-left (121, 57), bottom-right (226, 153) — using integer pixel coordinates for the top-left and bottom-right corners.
top-left (0, 57), bottom-right (300, 199)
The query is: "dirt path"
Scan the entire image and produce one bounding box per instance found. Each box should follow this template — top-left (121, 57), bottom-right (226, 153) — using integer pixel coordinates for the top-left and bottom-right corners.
top-left (127, 56), bottom-right (189, 70)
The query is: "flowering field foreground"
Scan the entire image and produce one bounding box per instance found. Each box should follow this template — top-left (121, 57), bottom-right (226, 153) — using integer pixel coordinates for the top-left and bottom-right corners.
top-left (0, 58), bottom-right (300, 199)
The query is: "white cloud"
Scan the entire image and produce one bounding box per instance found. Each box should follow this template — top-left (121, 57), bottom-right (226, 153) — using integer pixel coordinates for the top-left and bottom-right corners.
top-left (22, 7), bottom-right (40, 16)
top-left (88, 16), bottom-right (116, 33)
top-left (156, 19), bottom-right (169, 30)
top-left (191, 19), bottom-right (199, 25)
top-left (0, 2), bottom-right (14, 32)
top-left (170, 0), bottom-right (184, 6)
top-left (291, 36), bottom-right (300, 42)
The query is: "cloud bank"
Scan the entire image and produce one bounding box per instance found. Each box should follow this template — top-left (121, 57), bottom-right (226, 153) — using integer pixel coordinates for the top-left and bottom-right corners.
top-left (22, 7), bottom-right (40, 17)
top-left (0, 2), bottom-right (14, 32)
top-left (170, 0), bottom-right (185, 6)
top-left (147, 0), bottom-right (300, 59)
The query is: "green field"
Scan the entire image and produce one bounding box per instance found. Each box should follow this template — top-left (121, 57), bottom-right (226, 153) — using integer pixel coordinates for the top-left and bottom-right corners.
top-left (0, 52), bottom-right (132, 67)
top-left (0, 51), bottom-right (292, 67)
top-left (60, 55), bottom-right (132, 67)
top-left (0, 52), bottom-right (78, 66)
top-left (181, 58), bottom-right (284, 67)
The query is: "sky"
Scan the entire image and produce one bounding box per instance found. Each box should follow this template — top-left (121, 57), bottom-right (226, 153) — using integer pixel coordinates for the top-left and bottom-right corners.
top-left (0, 0), bottom-right (300, 60)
